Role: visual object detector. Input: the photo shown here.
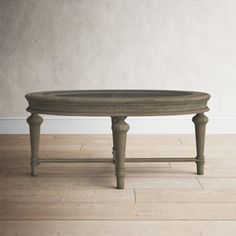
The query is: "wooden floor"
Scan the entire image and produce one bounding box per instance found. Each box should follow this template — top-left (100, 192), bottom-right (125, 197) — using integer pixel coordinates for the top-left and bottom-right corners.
top-left (0, 134), bottom-right (236, 235)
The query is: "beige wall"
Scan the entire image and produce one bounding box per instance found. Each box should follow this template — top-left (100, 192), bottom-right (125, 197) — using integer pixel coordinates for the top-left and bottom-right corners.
top-left (0, 0), bottom-right (236, 118)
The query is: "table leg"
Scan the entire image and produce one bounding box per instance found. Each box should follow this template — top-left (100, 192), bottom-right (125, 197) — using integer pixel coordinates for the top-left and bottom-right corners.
top-left (27, 113), bottom-right (43, 176)
top-left (192, 113), bottom-right (209, 175)
top-left (111, 117), bottom-right (118, 164)
top-left (111, 116), bottom-right (129, 189)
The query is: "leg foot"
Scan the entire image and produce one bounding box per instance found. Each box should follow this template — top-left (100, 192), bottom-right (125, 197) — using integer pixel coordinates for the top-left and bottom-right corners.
top-left (111, 116), bottom-right (129, 189)
top-left (192, 113), bottom-right (208, 175)
top-left (197, 162), bottom-right (204, 175)
top-left (27, 113), bottom-right (43, 176)
top-left (117, 177), bottom-right (125, 189)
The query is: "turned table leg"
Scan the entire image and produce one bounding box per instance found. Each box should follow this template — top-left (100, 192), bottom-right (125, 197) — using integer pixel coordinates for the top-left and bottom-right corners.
top-left (111, 117), bottom-right (119, 164)
top-left (27, 113), bottom-right (43, 176)
top-left (111, 116), bottom-right (129, 189)
top-left (192, 113), bottom-right (209, 175)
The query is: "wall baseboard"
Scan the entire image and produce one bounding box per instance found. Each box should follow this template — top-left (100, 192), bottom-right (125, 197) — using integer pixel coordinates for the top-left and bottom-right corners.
top-left (0, 115), bottom-right (235, 134)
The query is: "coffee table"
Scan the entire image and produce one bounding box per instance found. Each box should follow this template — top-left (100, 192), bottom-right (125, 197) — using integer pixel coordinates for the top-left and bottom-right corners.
top-left (25, 90), bottom-right (210, 189)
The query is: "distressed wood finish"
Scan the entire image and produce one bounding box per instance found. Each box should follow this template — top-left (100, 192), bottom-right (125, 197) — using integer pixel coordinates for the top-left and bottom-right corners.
top-left (111, 116), bottom-right (129, 189)
top-left (25, 90), bottom-right (210, 116)
top-left (26, 113), bottom-right (43, 176)
top-left (111, 117), bottom-right (118, 164)
top-left (192, 113), bottom-right (209, 175)
top-left (25, 90), bottom-right (210, 189)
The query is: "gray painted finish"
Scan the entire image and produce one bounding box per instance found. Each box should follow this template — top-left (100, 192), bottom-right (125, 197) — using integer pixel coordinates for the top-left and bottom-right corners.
top-left (26, 114), bottom-right (43, 176)
top-left (192, 113), bottom-right (209, 175)
top-left (25, 90), bottom-right (210, 116)
top-left (111, 116), bottom-right (129, 189)
top-left (26, 90), bottom-right (210, 189)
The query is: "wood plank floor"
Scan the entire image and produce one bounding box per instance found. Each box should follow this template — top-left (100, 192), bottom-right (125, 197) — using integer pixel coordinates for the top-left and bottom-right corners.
top-left (0, 134), bottom-right (236, 235)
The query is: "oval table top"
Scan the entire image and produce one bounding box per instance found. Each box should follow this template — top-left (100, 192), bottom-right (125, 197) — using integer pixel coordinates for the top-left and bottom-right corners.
top-left (25, 90), bottom-right (210, 116)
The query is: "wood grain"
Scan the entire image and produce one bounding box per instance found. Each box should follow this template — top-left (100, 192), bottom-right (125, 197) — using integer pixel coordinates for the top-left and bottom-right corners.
top-left (0, 134), bottom-right (236, 235)
top-left (1, 221), bottom-right (236, 236)
top-left (1, 202), bottom-right (236, 220)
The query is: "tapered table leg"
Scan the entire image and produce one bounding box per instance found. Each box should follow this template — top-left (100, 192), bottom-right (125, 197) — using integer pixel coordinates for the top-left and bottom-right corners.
top-left (111, 117), bottom-right (118, 164)
top-left (111, 116), bottom-right (129, 189)
top-left (27, 113), bottom-right (43, 176)
top-left (192, 113), bottom-right (209, 175)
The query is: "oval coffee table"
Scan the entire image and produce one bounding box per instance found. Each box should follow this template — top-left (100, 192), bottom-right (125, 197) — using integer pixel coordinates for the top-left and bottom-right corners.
top-left (25, 90), bottom-right (210, 189)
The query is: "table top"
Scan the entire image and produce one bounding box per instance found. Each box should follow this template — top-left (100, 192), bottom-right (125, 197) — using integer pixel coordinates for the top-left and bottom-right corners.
top-left (25, 90), bottom-right (210, 116)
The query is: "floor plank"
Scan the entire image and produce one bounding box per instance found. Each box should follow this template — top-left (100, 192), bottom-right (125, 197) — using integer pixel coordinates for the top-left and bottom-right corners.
top-left (198, 178), bottom-right (236, 189)
top-left (2, 202), bottom-right (236, 220)
top-left (0, 177), bottom-right (201, 190)
top-left (179, 134), bottom-right (236, 145)
top-left (1, 221), bottom-right (236, 236)
top-left (135, 189), bottom-right (236, 203)
top-left (0, 144), bottom-right (83, 151)
top-left (0, 189), bottom-right (135, 203)
top-left (1, 134), bottom-right (236, 234)
top-left (170, 159), bottom-right (236, 177)
top-left (0, 177), bottom-right (116, 190)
